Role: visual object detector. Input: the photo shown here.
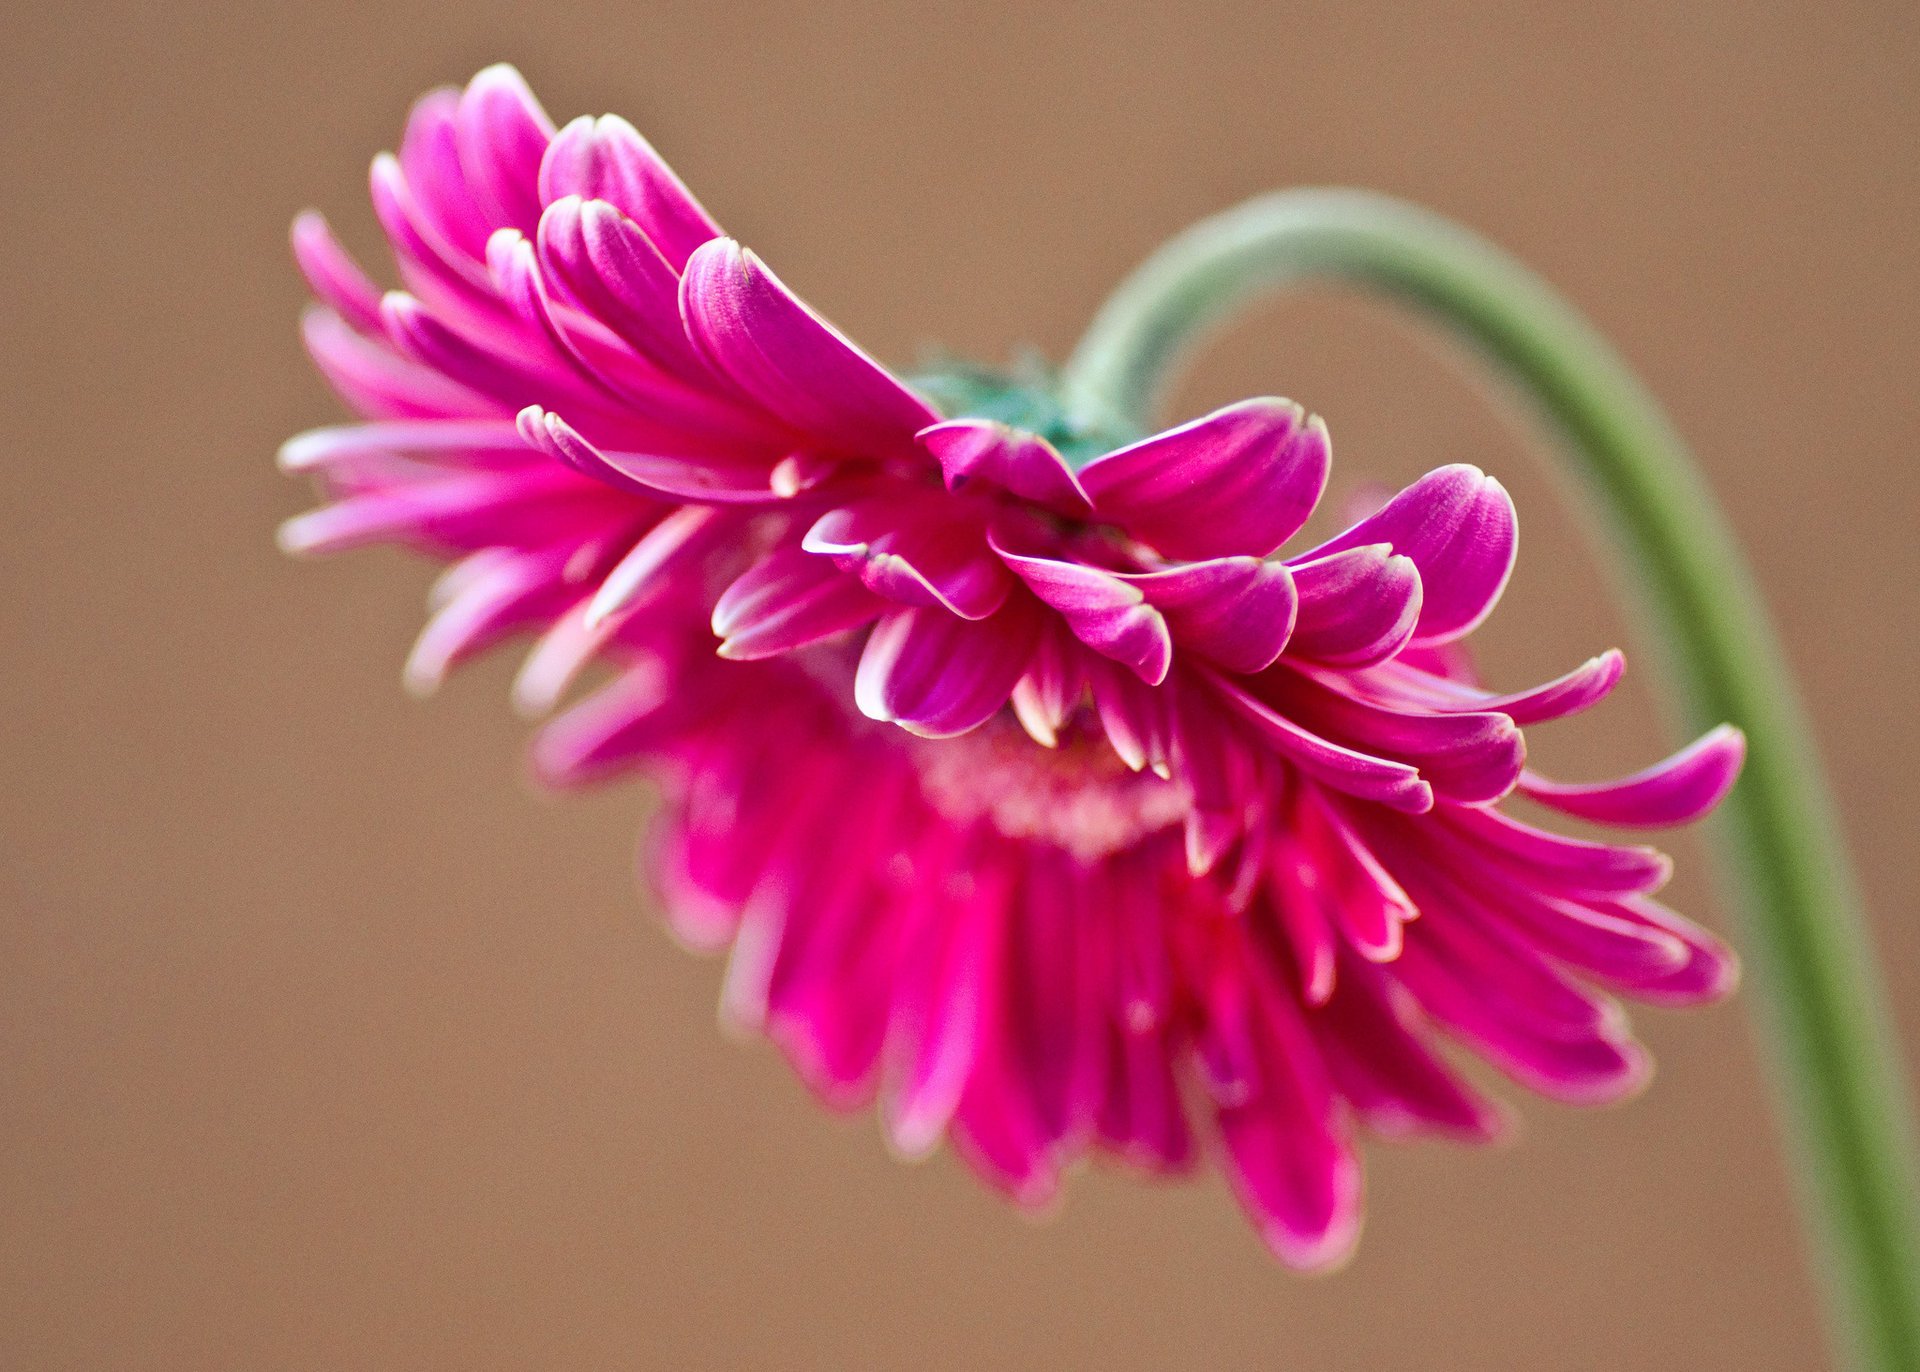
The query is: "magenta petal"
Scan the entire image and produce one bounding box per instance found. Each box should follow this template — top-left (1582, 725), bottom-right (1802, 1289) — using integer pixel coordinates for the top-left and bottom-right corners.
top-left (1381, 650), bottom-right (1626, 725)
top-left (1308, 464), bottom-right (1517, 646)
top-left (1212, 971), bottom-right (1362, 1271)
top-left (302, 307), bottom-right (493, 421)
top-left (529, 666), bottom-right (681, 787)
top-left (393, 90), bottom-right (491, 260)
top-left (1596, 896), bottom-right (1741, 1006)
top-left (1008, 625), bottom-right (1087, 747)
top-left (1077, 399), bottom-right (1330, 560)
top-left (681, 238), bottom-right (939, 452)
top-left (1285, 545), bottom-right (1422, 667)
top-left (884, 835), bottom-right (991, 1154)
top-left (1394, 937), bottom-right (1649, 1105)
top-left (855, 601), bottom-right (1042, 738)
top-left (516, 405), bottom-right (784, 503)
top-left (539, 114), bottom-right (722, 270)
top-left (711, 548), bottom-right (886, 660)
top-left (1120, 558), bottom-right (1296, 675)
top-left (804, 499), bottom-right (1013, 621)
top-left (1261, 669), bottom-right (1525, 805)
top-left (588, 506), bottom-right (728, 626)
top-left (1521, 725), bottom-right (1746, 828)
top-left (1439, 803), bottom-right (1673, 897)
top-left (992, 537), bottom-right (1172, 686)
top-left (277, 420), bottom-right (534, 474)
top-left (916, 420), bottom-right (1091, 513)
top-left (1212, 679), bottom-right (1433, 812)
top-left (452, 65), bottom-right (555, 237)
top-left (535, 197), bottom-right (718, 389)
top-left (291, 212), bottom-right (385, 335)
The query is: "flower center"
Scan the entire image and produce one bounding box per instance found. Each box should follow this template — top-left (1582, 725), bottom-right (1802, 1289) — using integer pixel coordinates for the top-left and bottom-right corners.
top-left (909, 715), bottom-right (1193, 863)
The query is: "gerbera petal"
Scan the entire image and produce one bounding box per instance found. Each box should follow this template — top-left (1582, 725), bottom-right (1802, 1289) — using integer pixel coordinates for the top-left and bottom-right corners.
top-left (1076, 399), bottom-right (1330, 561)
top-left (1259, 668), bottom-right (1526, 805)
top-left (516, 405), bottom-right (784, 503)
top-left (1307, 464), bottom-right (1517, 646)
top-left (1437, 803), bottom-right (1673, 897)
top-left (1373, 650), bottom-right (1626, 725)
top-left (916, 419), bottom-right (1091, 513)
top-left (1520, 725), bottom-right (1746, 828)
top-left (1284, 545), bottom-right (1422, 668)
top-left (291, 212), bottom-right (385, 335)
top-left (529, 664), bottom-right (685, 787)
top-left (1120, 558), bottom-right (1297, 675)
top-left (587, 506), bottom-right (730, 627)
top-left (805, 498), bottom-right (1014, 621)
top-left (393, 89), bottom-right (491, 260)
top-left (1394, 936), bottom-right (1649, 1105)
top-left (1594, 896), bottom-right (1741, 1006)
top-left (539, 113), bottom-right (722, 269)
top-left (680, 237), bottom-right (940, 452)
top-left (991, 538), bottom-right (1172, 685)
top-left (1213, 965), bottom-right (1362, 1271)
top-left (301, 307), bottom-right (493, 421)
top-left (1315, 951), bottom-right (1506, 1142)
top-left (537, 197), bottom-right (719, 387)
top-left (854, 601), bottom-right (1043, 738)
top-left (454, 64), bottom-right (556, 235)
top-left (711, 548), bottom-right (887, 660)
top-left (1212, 679), bottom-right (1433, 813)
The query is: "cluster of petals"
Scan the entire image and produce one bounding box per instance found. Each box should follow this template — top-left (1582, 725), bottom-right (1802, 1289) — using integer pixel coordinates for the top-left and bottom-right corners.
top-left (283, 66), bottom-right (1744, 1268)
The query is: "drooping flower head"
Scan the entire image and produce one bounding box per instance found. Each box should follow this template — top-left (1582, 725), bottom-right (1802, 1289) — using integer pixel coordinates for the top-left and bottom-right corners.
top-left (282, 65), bottom-right (1743, 1268)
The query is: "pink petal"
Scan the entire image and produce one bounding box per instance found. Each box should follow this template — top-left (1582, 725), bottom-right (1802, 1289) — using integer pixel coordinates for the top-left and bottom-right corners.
top-left (1373, 649), bottom-right (1625, 725)
top-left (291, 212), bottom-right (385, 335)
top-left (277, 420), bottom-right (536, 475)
top-left (1212, 964), bottom-right (1362, 1271)
top-left (680, 238), bottom-right (939, 453)
top-left (537, 197), bottom-right (718, 387)
top-left (302, 307), bottom-right (494, 421)
top-left (530, 664), bottom-right (684, 787)
top-left (1594, 896), bottom-right (1741, 1006)
top-left (854, 601), bottom-right (1042, 738)
top-left (883, 832), bottom-right (992, 1155)
top-left (1520, 725), bottom-right (1745, 828)
top-left (991, 536), bottom-right (1172, 685)
top-left (394, 89), bottom-right (491, 260)
top-left (1121, 558), bottom-right (1296, 675)
top-left (1077, 399), bottom-right (1330, 560)
top-left (1284, 545), bottom-right (1422, 667)
top-left (1307, 464), bottom-right (1516, 646)
top-left (711, 547), bottom-right (887, 660)
top-left (516, 405), bottom-right (784, 503)
top-left (539, 114), bottom-right (722, 270)
top-left (454, 64), bottom-right (556, 236)
top-left (916, 420), bottom-right (1091, 513)
top-left (1314, 951), bottom-right (1506, 1142)
top-left (1008, 624), bottom-right (1087, 748)
top-left (1259, 668), bottom-right (1525, 806)
top-left (1392, 935), bottom-right (1649, 1105)
top-left (1211, 678), bottom-right (1433, 812)
top-left (805, 498), bottom-right (1014, 621)
top-left (1437, 803), bottom-right (1673, 897)
top-left (587, 506), bottom-right (730, 626)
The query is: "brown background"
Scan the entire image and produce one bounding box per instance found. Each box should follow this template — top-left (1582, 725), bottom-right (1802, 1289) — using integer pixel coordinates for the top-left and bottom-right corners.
top-left (6, 2), bottom-right (1918, 1368)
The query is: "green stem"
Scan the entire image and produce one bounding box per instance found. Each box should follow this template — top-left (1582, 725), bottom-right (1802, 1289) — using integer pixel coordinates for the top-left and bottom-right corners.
top-left (1061, 189), bottom-right (1920, 1372)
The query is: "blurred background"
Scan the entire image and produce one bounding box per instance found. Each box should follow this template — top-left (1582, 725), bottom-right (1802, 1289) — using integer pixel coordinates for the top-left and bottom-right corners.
top-left (6, 2), bottom-right (1917, 1367)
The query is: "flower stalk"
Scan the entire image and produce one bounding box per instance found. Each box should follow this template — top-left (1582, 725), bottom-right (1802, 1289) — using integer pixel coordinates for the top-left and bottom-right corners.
top-left (1062, 188), bottom-right (1920, 1371)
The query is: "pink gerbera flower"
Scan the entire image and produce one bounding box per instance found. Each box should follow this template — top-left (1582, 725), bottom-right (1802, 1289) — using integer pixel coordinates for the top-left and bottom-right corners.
top-left (281, 65), bottom-right (1744, 1268)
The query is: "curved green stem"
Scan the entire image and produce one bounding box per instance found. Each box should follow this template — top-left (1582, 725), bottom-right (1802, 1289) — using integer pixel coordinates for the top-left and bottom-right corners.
top-left (1061, 189), bottom-right (1920, 1371)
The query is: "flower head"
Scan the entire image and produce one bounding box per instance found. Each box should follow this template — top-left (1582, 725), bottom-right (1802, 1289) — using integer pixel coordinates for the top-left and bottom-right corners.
top-left (282, 65), bottom-right (1743, 1268)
